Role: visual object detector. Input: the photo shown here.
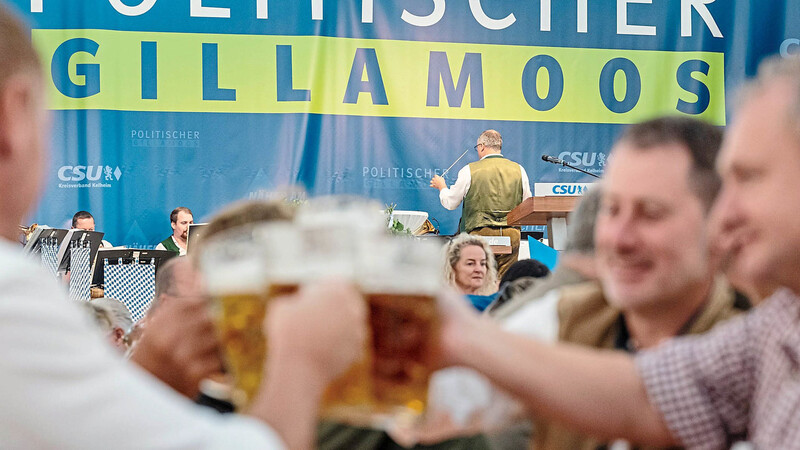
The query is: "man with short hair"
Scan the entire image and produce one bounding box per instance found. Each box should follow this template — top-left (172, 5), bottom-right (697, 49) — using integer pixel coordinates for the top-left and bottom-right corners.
top-left (71, 211), bottom-right (94, 230)
top-left (525, 116), bottom-right (747, 450)
top-left (437, 56), bottom-right (800, 449)
top-left (417, 117), bottom-right (746, 450)
top-left (156, 206), bottom-right (193, 255)
top-left (0, 5), bottom-right (366, 448)
top-left (71, 210), bottom-right (113, 247)
top-left (431, 130), bottom-right (532, 278)
top-left (90, 297), bottom-right (133, 352)
top-left (134, 256), bottom-right (230, 407)
top-left (152, 256), bottom-right (204, 312)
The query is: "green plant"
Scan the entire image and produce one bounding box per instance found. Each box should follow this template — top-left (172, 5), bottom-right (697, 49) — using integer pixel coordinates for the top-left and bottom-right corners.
top-left (384, 203), bottom-right (412, 235)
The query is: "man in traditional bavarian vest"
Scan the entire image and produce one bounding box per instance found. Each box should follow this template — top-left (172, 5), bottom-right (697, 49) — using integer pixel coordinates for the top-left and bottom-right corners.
top-left (155, 206), bottom-right (193, 256)
top-left (473, 117), bottom-right (750, 450)
top-left (431, 130), bottom-right (531, 278)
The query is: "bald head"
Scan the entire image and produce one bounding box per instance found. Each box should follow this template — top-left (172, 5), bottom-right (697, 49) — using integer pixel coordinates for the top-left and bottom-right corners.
top-left (477, 129), bottom-right (503, 151)
top-left (152, 257), bottom-right (205, 312)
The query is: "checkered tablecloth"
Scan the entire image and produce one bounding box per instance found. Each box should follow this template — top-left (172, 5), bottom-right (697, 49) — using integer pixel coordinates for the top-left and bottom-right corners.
top-left (40, 239), bottom-right (59, 276)
top-left (104, 259), bottom-right (156, 322)
top-left (68, 245), bottom-right (92, 302)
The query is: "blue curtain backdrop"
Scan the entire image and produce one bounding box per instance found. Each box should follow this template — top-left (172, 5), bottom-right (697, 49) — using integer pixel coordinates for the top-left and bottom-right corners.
top-left (9, 0), bottom-right (800, 246)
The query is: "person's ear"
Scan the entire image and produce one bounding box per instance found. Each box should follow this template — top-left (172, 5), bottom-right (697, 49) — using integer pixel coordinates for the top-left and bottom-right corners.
top-left (113, 327), bottom-right (126, 345)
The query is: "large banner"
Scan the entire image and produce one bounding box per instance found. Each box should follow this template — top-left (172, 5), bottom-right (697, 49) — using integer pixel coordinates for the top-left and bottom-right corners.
top-left (10, 0), bottom-right (800, 245)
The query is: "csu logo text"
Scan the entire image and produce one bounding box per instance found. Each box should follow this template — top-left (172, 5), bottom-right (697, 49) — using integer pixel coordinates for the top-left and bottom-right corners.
top-left (58, 165), bottom-right (122, 182)
top-left (552, 184), bottom-right (590, 195)
top-left (558, 152), bottom-right (606, 167)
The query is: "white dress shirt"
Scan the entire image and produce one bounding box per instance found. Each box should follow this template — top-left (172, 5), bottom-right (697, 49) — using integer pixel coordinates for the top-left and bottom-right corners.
top-left (0, 239), bottom-right (284, 449)
top-left (438, 154), bottom-right (532, 210)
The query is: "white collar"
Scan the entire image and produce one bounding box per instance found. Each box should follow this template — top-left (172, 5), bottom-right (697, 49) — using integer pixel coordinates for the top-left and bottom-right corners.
top-left (480, 153), bottom-right (503, 160)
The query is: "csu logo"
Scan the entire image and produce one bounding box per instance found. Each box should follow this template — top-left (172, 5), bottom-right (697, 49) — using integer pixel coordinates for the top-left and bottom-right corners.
top-left (552, 185), bottom-right (589, 195)
top-left (558, 152), bottom-right (607, 167)
top-left (58, 165), bottom-right (122, 182)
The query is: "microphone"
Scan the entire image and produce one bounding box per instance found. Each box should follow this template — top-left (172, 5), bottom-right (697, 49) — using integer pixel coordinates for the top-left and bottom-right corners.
top-left (541, 154), bottom-right (565, 165)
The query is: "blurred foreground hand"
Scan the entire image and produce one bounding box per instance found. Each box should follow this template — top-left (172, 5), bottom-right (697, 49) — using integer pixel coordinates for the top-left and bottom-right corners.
top-left (266, 280), bottom-right (367, 385)
top-left (129, 294), bottom-right (223, 399)
top-left (251, 280), bottom-right (367, 450)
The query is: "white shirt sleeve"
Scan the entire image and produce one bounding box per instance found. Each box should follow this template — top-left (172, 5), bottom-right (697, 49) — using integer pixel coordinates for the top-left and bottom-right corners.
top-left (0, 242), bottom-right (285, 450)
top-left (500, 288), bottom-right (561, 342)
top-left (520, 166), bottom-right (532, 201)
top-left (422, 287), bottom-right (562, 432)
top-left (439, 165), bottom-right (471, 210)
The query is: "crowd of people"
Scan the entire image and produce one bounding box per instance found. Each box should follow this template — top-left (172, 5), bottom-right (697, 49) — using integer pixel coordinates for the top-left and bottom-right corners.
top-left (5, 1), bottom-right (800, 448)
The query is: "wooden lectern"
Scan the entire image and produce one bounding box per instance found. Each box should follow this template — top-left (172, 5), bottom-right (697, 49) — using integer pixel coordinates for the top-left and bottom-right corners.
top-left (507, 196), bottom-right (580, 250)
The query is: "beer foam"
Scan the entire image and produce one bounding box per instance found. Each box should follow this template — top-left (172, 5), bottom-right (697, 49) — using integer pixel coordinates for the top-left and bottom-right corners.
top-left (356, 237), bottom-right (443, 294)
top-left (359, 277), bottom-right (441, 295)
top-left (204, 261), bottom-right (265, 295)
top-left (266, 265), bottom-right (308, 283)
top-left (296, 197), bottom-right (385, 234)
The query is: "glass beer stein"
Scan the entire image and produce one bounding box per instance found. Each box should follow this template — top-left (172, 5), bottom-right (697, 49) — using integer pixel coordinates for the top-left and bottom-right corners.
top-left (322, 235), bottom-right (443, 427)
top-left (199, 228), bottom-right (269, 408)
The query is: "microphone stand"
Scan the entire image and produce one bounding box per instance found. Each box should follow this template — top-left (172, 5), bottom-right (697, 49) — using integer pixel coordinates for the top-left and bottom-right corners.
top-left (546, 158), bottom-right (600, 178)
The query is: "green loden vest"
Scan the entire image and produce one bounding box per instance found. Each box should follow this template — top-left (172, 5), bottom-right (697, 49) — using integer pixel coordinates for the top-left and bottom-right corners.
top-left (460, 155), bottom-right (523, 233)
top-left (159, 236), bottom-right (180, 253)
top-left (532, 277), bottom-right (747, 450)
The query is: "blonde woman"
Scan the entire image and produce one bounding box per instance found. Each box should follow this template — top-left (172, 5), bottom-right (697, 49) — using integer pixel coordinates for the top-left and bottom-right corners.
top-left (444, 234), bottom-right (499, 310)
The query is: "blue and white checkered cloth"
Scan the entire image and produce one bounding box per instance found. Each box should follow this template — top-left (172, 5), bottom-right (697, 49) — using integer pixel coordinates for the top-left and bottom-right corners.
top-left (68, 245), bottom-right (92, 302)
top-left (104, 259), bottom-right (156, 322)
top-left (40, 239), bottom-right (59, 276)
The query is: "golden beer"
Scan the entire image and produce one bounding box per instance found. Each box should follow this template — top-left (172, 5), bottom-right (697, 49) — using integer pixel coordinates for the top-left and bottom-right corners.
top-left (215, 291), bottom-right (268, 407)
top-left (202, 221), bottom-right (308, 409)
top-left (217, 283), bottom-right (301, 407)
top-left (367, 292), bottom-right (438, 412)
top-left (322, 291), bottom-right (439, 421)
top-left (294, 198), bottom-right (442, 425)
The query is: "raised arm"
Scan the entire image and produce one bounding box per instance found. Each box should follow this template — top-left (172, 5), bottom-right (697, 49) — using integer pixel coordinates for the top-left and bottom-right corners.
top-left (433, 166), bottom-right (472, 210)
top-left (248, 281), bottom-right (367, 450)
top-left (438, 290), bottom-right (677, 445)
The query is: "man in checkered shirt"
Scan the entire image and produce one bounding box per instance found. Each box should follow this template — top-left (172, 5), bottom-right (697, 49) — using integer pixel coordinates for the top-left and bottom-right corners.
top-left (438, 55), bottom-right (800, 449)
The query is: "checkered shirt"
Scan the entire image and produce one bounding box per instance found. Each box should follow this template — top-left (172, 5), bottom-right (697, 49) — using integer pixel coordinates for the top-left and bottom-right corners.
top-left (636, 288), bottom-right (800, 449)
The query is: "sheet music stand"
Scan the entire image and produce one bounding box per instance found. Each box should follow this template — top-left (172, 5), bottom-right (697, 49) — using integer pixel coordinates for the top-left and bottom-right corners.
top-left (55, 230), bottom-right (105, 274)
top-left (91, 249), bottom-right (179, 286)
top-left (22, 228), bottom-right (69, 254)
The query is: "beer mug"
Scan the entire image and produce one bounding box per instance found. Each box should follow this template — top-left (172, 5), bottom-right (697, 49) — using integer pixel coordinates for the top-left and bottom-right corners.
top-left (295, 195), bottom-right (387, 262)
top-left (254, 222), bottom-right (306, 299)
top-left (323, 235), bottom-right (443, 426)
top-left (199, 228), bottom-right (269, 408)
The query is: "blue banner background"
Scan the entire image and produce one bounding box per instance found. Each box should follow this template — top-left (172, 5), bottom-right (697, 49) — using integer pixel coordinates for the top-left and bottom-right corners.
top-left (9, 0), bottom-right (800, 245)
